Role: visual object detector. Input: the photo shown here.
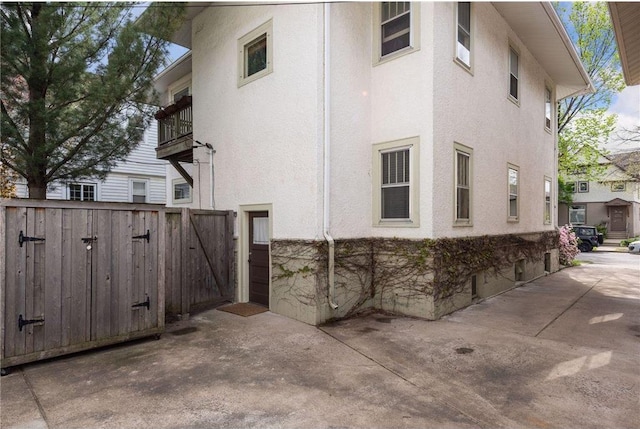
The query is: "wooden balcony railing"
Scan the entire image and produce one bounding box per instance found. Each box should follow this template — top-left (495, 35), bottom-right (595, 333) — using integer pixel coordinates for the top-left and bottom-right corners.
top-left (155, 96), bottom-right (192, 146)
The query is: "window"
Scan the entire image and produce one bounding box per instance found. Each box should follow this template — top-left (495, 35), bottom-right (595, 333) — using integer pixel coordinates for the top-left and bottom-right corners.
top-left (611, 182), bottom-right (626, 192)
top-left (456, 2), bottom-right (471, 68)
top-left (372, 137), bottom-right (419, 226)
top-left (131, 179), bottom-right (147, 203)
top-left (578, 181), bottom-right (589, 193)
top-left (69, 183), bottom-right (95, 201)
top-left (172, 87), bottom-right (189, 103)
top-left (569, 205), bottom-right (586, 224)
top-left (373, 2), bottom-right (420, 64)
top-left (568, 182), bottom-right (577, 193)
top-left (173, 178), bottom-right (192, 204)
top-left (544, 177), bottom-right (552, 224)
top-left (509, 47), bottom-right (519, 101)
top-left (545, 87), bottom-right (552, 130)
top-left (455, 144), bottom-right (472, 224)
top-left (508, 165), bottom-right (519, 220)
top-left (238, 20), bottom-right (273, 87)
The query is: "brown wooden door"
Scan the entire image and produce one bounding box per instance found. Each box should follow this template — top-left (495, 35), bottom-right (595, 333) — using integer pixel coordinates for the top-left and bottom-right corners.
top-left (611, 207), bottom-right (626, 231)
top-left (248, 211), bottom-right (269, 307)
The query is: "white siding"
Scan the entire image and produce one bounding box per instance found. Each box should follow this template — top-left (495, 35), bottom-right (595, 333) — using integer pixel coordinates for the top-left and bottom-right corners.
top-left (13, 123), bottom-right (165, 203)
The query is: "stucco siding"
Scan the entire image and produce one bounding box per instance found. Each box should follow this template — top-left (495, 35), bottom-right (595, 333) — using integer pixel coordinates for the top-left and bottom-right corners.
top-left (191, 4), bottom-right (322, 240)
top-left (431, 2), bottom-right (557, 238)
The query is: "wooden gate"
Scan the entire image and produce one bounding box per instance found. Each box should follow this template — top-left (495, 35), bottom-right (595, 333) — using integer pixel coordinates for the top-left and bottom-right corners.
top-left (164, 208), bottom-right (235, 318)
top-left (1, 200), bottom-right (165, 369)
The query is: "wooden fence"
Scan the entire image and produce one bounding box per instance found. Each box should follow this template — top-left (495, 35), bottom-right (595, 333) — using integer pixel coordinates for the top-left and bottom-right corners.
top-left (1, 200), bottom-right (235, 369)
top-left (164, 208), bottom-right (235, 318)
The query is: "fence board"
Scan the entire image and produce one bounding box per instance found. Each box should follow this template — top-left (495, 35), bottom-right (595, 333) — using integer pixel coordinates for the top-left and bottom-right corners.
top-left (93, 209), bottom-right (112, 341)
top-left (31, 208), bottom-right (46, 353)
top-left (44, 208), bottom-right (63, 350)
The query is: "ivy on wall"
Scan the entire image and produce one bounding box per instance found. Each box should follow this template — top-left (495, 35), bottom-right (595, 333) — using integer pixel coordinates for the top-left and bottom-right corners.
top-left (271, 231), bottom-right (558, 319)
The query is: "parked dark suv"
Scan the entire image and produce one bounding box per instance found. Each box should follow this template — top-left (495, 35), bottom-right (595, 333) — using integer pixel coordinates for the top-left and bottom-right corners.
top-left (573, 225), bottom-right (604, 252)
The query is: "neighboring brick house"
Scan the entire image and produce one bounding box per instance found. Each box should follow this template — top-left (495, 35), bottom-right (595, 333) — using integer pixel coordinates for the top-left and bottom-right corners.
top-left (559, 150), bottom-right (640, 239)
top-left (145, 2), bottom-right (592, 325)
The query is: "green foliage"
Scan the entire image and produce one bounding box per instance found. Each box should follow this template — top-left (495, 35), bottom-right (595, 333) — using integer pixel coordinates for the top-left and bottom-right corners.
top-left (557, 177), bottom-right (574, 205)
top-left (1, 3), bottom-right (185, 198)
top-left (554, 2), bottom-right (625, 181)
top-left (620, 237), bottom-right (639, 247)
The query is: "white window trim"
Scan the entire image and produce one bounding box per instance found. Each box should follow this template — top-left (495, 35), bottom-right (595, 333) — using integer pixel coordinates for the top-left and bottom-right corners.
top-left (68, 182), bottom-right (98, 202)
top-left (544, 86), bottom-right (553, 133)
top-left (172, 178), bottom-right (192, 204)
top-left (508, 44), bottom-right (520, 105)
top-left (508, 163), bottom-right (519, 222)
top-left (372, 136), bottom-right (420, 227)
top-left (167, 75), bottom-right (191, 105)
top-left (237, 19), bottom-right (273, 88)
top-left (372, 2), bottom-right (421, 66)
top-left (129, 178), bottom-right (149, 204)
top-left (577, 180), bottom-right (589, 193)
top-left (544, 176), bottom-right (552, 225)
top-left (454, 142), bottom-right (473, 226)
top-left (454, 2), bottom-right (473, 73)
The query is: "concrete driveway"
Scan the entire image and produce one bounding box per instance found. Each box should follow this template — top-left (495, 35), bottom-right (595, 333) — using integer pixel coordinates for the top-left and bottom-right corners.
top-left (2, 253), bottom-right (639, 429)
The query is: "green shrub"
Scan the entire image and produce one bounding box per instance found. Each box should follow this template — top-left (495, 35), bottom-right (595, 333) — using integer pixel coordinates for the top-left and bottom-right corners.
top-left (596, 223), bottom-right (607, 237)
top-left (621, 237), bottom-right (640, 247)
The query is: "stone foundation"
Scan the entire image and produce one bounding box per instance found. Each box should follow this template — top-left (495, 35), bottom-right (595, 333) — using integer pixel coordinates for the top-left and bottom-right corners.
top-left (271, 232), bottom-right (559, 325)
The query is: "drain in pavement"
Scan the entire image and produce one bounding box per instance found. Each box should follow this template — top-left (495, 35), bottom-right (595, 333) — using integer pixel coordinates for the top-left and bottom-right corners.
top-left (455, 347), bottom-right (474, 354)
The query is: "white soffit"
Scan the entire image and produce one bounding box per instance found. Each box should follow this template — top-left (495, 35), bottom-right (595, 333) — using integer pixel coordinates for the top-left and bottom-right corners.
top-left (609, 2), bottom-right (640, 86)
top-left (492, 2), bottom-right (594, 100)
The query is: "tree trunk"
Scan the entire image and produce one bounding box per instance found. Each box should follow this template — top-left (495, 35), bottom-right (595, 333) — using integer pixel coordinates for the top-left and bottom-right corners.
top-left (27, 181), bottom-right (47, 199)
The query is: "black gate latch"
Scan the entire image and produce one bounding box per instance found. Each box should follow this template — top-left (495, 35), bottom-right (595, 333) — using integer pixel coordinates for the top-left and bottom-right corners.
top-left (131, 296), bottom-right (150, 310)
top-left (132, 229), bottom-right (150, 243)
top-left (18, 314), bottom-right (44, 331)
top-left (18, 231), bottom-right (45, 247)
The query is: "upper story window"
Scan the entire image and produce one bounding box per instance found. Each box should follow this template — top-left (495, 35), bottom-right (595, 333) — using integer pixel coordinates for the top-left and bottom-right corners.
top-left (456, 2), bottom-right (471, 68)
top-left (373, 2), bottom-right (420, 65)
top-left (69, 183), bottom-right (95, 201)
top-left (509, 47), bottom-right (519, 102)
top-left (545, 87), bottom-right (552, 131)
top-left (508, 164), bottom-right (519, 221)
top-left (372, 137), bottom-right (420, 226)
top-left (238, 19), bottom-right (273, 87)
top-left (173, 87), bottom-right (189, 103)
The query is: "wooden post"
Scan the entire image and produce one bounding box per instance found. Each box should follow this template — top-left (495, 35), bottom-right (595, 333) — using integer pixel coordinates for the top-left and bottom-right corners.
top-left (180, 207), bottom-right (190, 318)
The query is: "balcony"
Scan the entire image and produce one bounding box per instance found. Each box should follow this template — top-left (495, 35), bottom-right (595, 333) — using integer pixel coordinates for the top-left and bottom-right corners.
top-left (155, 95), bottom-right (193, 163)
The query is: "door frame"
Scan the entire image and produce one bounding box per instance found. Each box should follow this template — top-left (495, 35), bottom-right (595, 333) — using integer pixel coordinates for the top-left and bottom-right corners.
top-left (237, 204), bottom-right (272, 305)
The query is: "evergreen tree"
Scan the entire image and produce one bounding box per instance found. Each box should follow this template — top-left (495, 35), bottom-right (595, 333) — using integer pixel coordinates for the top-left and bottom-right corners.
top-left (1, 2), bottom-right (184, 198)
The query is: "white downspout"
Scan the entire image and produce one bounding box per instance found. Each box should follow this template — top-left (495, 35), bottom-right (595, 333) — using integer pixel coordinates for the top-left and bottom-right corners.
top-left (209, 146), bottom-right (215, 210)
top-left (324, 3), bottom-right (338, 310)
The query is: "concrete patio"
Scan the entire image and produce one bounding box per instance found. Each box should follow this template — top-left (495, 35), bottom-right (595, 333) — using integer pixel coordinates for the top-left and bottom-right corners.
top-left (2, 252), bottom-right (638, 429)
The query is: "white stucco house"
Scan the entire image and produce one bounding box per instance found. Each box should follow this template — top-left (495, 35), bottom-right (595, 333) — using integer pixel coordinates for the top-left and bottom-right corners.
top-left (146, 2), bottom-right (593, 325)
top-left (15, 123), bottom-right (167, 204)
top-left (558, 150), bottom-right (640, 239)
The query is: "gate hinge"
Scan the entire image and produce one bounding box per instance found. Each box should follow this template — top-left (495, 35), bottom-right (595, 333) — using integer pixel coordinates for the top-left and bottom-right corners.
top-left (132, 229), bottom-right (150, 243)
top-left (18, 231), bottom-right (45, 247)
top-left (131, 296), bottom-right (150, 310)
top-left (18, 314), bottom-right (44, 331)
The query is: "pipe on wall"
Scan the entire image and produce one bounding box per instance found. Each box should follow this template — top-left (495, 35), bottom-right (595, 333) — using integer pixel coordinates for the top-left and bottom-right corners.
top-left (323, 2), bottom-right (338, 310)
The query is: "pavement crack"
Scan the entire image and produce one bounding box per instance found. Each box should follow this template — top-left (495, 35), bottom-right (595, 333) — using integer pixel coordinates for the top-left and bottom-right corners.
top-left (318, 327), bottom-right (510, 429)
top-left (21, 368), bottom-right (51, 429)
top-left (534, 278), bottom-right (602, 338)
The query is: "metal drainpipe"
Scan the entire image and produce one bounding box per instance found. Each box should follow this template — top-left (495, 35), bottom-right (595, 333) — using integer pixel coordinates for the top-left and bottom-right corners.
top-left (324, 3), bottom-right (338, 310)
top-left (209, 146), bottom-right (215, 210)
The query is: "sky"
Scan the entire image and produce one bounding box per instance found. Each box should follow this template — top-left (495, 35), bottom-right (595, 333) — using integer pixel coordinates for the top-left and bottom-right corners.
top-left (606, 86), bottom-right (640, 152)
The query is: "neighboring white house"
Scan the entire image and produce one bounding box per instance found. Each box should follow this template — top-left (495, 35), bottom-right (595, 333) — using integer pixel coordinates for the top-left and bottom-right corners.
top-left (146, 2), bottom-right (592, 325)
top-left (559, 150), bottom-right (640, 239)
top-left (15, 122), bottom-right (167, 204)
